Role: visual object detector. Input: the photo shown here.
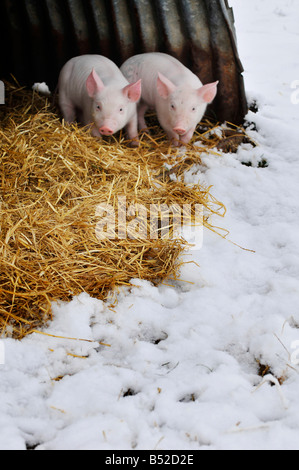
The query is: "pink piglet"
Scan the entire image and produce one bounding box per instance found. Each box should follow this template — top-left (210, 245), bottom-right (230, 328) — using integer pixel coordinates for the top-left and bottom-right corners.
top-left (58, 55), bottom-right (142, 145)
top-left (121, 52), bottom-right (218, 146)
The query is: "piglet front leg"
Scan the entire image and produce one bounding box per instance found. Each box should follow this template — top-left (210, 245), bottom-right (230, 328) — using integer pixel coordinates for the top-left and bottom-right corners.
top-left (180, 127), bottom-right (196, 145)
top-left (59, 98), bottom-right (77, 124)
top-left (126, 114), bottom-right (140, 147)
top-left (138, 102), bottom-right (150, 134)
top-left (165, 129), bottom-right (182, 147)
top-left (166, 127), bottom-right (196, 147)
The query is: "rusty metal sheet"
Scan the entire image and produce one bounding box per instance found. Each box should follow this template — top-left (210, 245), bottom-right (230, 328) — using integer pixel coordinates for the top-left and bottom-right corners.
top-left (0, 0), bottom-right (247, 124)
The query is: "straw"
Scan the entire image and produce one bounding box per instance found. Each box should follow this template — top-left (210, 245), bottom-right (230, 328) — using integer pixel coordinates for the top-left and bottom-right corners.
top-left (0, 80), bottom-right (232, 339)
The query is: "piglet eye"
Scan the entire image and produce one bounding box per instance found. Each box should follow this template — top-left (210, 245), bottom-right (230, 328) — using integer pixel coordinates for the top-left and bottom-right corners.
top-left (119, 107), bottom-right (123, 112)
top-left (171, 104), bottom-right (176, 110)
top-left (192, 107), bottom-right (196, 112)
top-left (96, 104), bottom-right (101, 110)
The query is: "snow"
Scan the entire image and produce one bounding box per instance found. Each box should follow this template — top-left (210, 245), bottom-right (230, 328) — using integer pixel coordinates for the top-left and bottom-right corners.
top-left (32, 82), bottom-right (51, 96)
top-left (1, 0), bottom-right (299, 450)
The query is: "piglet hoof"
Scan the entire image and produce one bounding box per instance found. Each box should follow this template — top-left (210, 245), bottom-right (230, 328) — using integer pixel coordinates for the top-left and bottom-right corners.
top-left (128, 139), bottom-right (140, 148)
top-left (170, 139), bottom-right (181, 148)
top-left (140, 127), bottom-right (151, 136)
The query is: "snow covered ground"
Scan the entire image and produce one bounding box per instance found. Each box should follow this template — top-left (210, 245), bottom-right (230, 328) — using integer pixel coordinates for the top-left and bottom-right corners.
top-left (1, 0), bottom-right (299, 451)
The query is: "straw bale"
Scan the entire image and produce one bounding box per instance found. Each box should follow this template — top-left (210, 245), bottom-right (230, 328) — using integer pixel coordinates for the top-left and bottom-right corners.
top-left (0, 81), bottom-right (228, 339)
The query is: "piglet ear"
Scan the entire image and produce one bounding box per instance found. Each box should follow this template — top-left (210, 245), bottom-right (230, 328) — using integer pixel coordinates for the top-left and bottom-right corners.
top-left (157, 73), bottom-right (177, 99)
top-left (198, 81), bottom-right (219, 104)
top-left (123, 79), bottom-right (142, 103)
top-left (86, 68), bottom-right (105, 98)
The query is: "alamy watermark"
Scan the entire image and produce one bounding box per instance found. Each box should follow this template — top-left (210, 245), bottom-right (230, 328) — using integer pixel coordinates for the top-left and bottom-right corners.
top-left (291, 80), bottom-right (299, 104)
top-left (0, 80), bottom-right (4, 105)
top-left (95, 197), bottom-right (204, 250)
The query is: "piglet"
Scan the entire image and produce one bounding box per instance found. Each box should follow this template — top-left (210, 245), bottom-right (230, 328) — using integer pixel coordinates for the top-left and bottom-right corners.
top-left (58, 55), bottom-right (142, 144)
top-left (120, 52), bottom-right (218, 146)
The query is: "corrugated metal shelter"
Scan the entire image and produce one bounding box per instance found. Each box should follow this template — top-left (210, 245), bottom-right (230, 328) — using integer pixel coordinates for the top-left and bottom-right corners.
top-left (0, 0), bottom-right (247, 123)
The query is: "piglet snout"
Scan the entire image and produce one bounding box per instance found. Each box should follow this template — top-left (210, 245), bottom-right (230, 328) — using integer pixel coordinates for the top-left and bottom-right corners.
top-left (99, 126), bottom-right (114, 136)
top-left (173, 127), bottom-right (187, 136)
